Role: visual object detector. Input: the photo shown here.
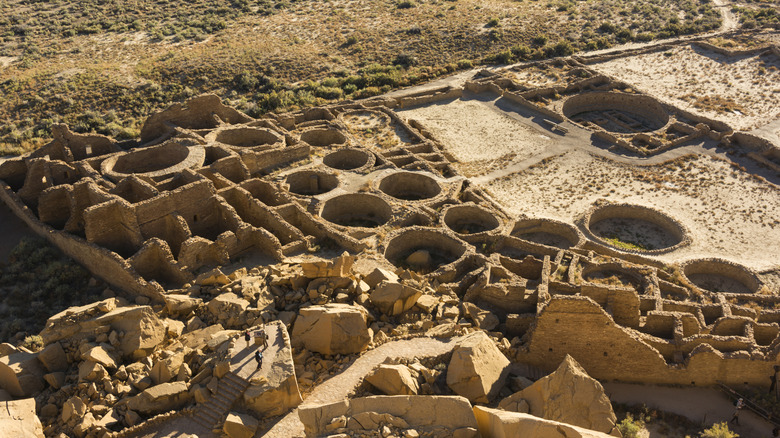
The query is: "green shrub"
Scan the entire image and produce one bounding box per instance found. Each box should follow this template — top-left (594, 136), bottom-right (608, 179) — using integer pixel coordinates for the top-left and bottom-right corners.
top-left (617, 414), bottom-right (643, 438)
top-left (397, 1), bottom-right (416, 9)
top-left (486, 17), bottom-right (500, 27)
top-left (700, 422), bottom-right (738, 438)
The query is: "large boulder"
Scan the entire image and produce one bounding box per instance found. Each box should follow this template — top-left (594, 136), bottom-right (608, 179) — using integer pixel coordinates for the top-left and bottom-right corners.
top-left (242, 321), bottom-right (303, 416)
top-left (446, 331), bottom-right (510, 403)
top-left (473, 406), bottom-right (614, 438)
top-left (163, 294), bottom-right (202, 315)
top-left (126, 381), bottom-right (191, 415)
top-left (291, 304), bottom-right (371, 355)
top-left (223, 411), bottom-right (259, 438)
top-left (371, 281), bottom-right (422, 316)
top-left (37, 342), bottom-right (67, 372)
top-left (365, 364), bottom-right (419, 396)
top-left (0, 352), bottom-right (45, 397)
top-left (498, 355), bottom-right (619, 436)
top-left (298, 395), bottom-right (478, 438)
top-left (207, 292), bottom-right (250, 323)
top-left (0, 398), bottom-right (44, 438)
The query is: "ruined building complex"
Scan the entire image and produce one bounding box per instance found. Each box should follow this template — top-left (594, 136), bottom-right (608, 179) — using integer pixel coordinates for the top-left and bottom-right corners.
top-left (1, 38), bottom-right (780, 436)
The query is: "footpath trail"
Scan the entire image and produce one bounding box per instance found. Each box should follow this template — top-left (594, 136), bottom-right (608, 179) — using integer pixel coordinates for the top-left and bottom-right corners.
top-left (261, 336), bottom-right (462, 438)
top-left (604, 382), bottom-right (775, 438)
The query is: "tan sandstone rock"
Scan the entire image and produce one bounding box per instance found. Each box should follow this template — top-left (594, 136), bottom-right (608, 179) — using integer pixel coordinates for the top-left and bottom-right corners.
top-left (242, 321), bottom-right (303, 417)
top-left (498, 355), bottom-right (619, 435)
top-left (0, 398), bottom-right (44, 437)
top-left (291, 304), bottom-right (371, 355)
top-left (473, 406), bottom-right (614, 438)
top-left (0, 351), bottom-right (45, 397)
top-left (223, 412), bottom-right (260, 438)
top-left (163, 294), bottom-right (203, 315)
top-left (446, 331), bottom-right (510, 403)
top-left (37, 342), bottom-right (68, 372)
top-left (365, 364), bottom-right (420, 396)
top-left (126, 381), bottom-right (191, 415)
top-left (371, 281), bottom-right (423, 316)
top-left (298, 395), bottom-right (478, 438)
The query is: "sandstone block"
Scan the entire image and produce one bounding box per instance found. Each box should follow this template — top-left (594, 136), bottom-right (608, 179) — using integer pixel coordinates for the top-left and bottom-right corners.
top-left (365, 364), bottom-right (420, 396)
top-left (62, 396), bottom-right (86, 423)
top-left (0, 352), bottom-right (45, 397)
top-left (498, 355), bottom-right (619, 435)
top-left (292, 304), bottom-right (370, 355)
top-left (37, 342), bottom-right (67, 372)
top-left (126, 381), bottom-right (191, 415)
top-left (301, 253), bottom-right (354, 278)
top-left (415, 295), bottom-right (438, 313)
top-left (446, 331), bottom-right (509, 403)
top-left (371, 281), bottom-right (422, 316)
top-left (84, 345), bottom-right (118, 370)
top-left (0, 398), bottom-right (44, 437)
top-left (207, 292), bottom-right (250, 321)
top-left (473, 406), bottom-right (614, 438)
top-left (223, 412), bottom-right (260, 438)
top-left (364, 267), bottom-right (400, 288)
top-left (163, 294), bottom-right (202, 315)
top-left (462, 302), bottom-right (499, 331)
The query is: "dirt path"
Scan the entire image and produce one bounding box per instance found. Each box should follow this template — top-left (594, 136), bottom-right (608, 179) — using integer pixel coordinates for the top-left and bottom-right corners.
top-left (261, 336), bottom-right (461, 438)
top-left (712, 0), bottom-right (739, 32)
top-left (604, 383), bottom-right (775, 438)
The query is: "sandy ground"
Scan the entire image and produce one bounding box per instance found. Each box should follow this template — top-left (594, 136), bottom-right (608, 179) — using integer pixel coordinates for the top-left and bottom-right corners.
top-left (605, 382), bottom-right (774, 438)
top-left (398, 96), bottom-right (554, 177)
top-left (486, 149), bottom-right (780, 271)
top-left (593, 43), bottom-right (780, 131)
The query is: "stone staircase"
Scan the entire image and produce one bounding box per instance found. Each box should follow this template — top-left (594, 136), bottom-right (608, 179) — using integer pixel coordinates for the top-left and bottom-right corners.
top-left (192, 371), bottom-right (250, 430)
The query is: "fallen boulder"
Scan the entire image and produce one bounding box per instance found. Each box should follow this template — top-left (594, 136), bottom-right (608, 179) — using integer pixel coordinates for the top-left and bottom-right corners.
top-left (224, 411), bottom-right (260, 438)
top-left (365, 364), bottom-right (420, 396)
top-left (371, 281), bottom-right (422, 316)
top-left (126, 381), bottom-right (191, 415)
top-left (498, 355), bottom-right (619, 435)
top-left (0, 352), bottom-right (45, 397)
top-left (0, 398), bottom-right (44, 437)
top-left (291, 304), bottom-right (371, 355)
top-left (446, 331), bottom-right (509, 403)
top-left (474, 406), bottom-right (614, 438)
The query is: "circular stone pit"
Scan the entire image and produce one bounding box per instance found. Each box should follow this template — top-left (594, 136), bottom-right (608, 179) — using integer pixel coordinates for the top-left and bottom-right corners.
top-left (384, 228), bottom-right (467, 274)
top-left (212, 127), bottom-right (281, 148)
top-left (563, 92), bottom-right (669, 134)
top-left (585, 203), bottom-right (688, 253)
top-left (285, 170), bottom-right (339, 196)
top-left (378, 171), bottom-right (442, 201)
top-left (300, 128), bottom-right (347, 147)
top-left (443, 205), bottom-right (500, 235)
top-left (323, 148), bottom-right (373, 171)
top-left (682, 259), bottom-right (760, 294)
top-left (510, 218), bottom-right (581, 249)
top-left (101, 141), bottom-right (205, 182)
top-left (320, 194), bottom-right (392, 228)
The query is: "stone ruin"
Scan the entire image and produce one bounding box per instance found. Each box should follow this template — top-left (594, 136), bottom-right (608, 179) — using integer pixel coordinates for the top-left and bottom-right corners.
top-left (0, 51), bottom-right (779, 437)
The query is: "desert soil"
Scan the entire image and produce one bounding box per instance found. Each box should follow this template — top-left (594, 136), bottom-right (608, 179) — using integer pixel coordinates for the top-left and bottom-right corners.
top-left (592, 43), bottom-right (780, 131)
top-left (485, 149), bottom-right (780, 271)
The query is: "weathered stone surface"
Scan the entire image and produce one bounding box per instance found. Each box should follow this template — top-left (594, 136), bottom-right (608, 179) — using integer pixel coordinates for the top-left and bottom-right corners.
top-left (462, 302), bottom-right (499, 331)
top-left (0, 398), bottom-right (44, 437)
top-left (365, 364), bottom-right (419, 396)
top-left (84, 345), bottom-right (118, 370)
top-left (195, 267), bottom-right (231, 286)
top-left (301, 253), bottom-right (354, 278)
top-left (163, 294), bottom-right (202, 315)
top-left (498, 355), bottom-right (619, 435)
top-left (207, 292), bottom-right (250, 320)
top-left (62, 396), bottom-right (87, 422)
top-left (415, 295), bottom-right (438, 313)
top-left (446, 331), bottom-right (509, 403)
top-left (298, 395), bottom-right (477, 438)
top-left (371, 282), bottom-right (422, 316)
top-left (37, 342), bottom-right (68, 372)
top-left (150, 352), bottom-right (185, 384)
top-left (243, 321), bottom-right (303, 417)
top-left (473, 406), bottom-right (614, 438)
top-left (0, 352), bottom-right (45, 397)
top-left (364, 267), bottom-right (399, 289)
top-left (291, 304), bottom-right (370, 355)
top-left (126, 381), bottom-right (191, 415)
top-left (78, 361), bottom-right (107, 382)
top-left (44, 371), bottom-right (66, 389)
top-left (223, 411), bottom-right (260, 438)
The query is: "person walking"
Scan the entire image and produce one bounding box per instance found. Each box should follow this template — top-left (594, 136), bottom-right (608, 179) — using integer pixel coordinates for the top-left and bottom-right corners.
top-left (244, 330), bottom-right (251, 346)
top-left (730, 398), bottom-right (745, 425)
top-left (771, 365), bottom-right (780, 399)
top-left (255, 350), bottom-right (263, 370)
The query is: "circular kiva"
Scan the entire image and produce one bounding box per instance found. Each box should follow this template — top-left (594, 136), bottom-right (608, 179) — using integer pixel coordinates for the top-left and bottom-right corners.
top-left (510, 218), bottom-right (581, 249)
top-left (323, 148), bottom-right (374, 171)
top-left (285, 170), bottom-right (339, 196)
top-left (299, 128), bottom-right (348, 147)
top-left (101, 141), bottom-right (205, 182)
top-left (320, 194), bottom-right (392, 228)
top-left (443, 204), bottom-right (500, 235)
top-left (562, 92), bottom-right (670, 134)
top-left (584, 203), bottom-right (689, 254)
top-left (378, 171), bottom-right (442, 201)
top-left (384, 228), bottom-right (467, 273)
top-left (339, 109), bottom-right (391, 130)
top-left (210, 127), bottom-right (282, 148)
top-left (682, 258), bottom-right (760, 294)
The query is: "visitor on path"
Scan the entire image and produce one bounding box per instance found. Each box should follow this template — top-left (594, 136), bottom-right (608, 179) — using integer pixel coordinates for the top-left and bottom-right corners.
top-left (256, 327), bottom-right (268, 349)
top-left (255, 350), bottom-right (263, 370)
top-left (771, 365), bottom-right (780, 398)
top-left (244, 330), bottom-right (251, 346)
top-left (730, 398), bottom-right (745, 425)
